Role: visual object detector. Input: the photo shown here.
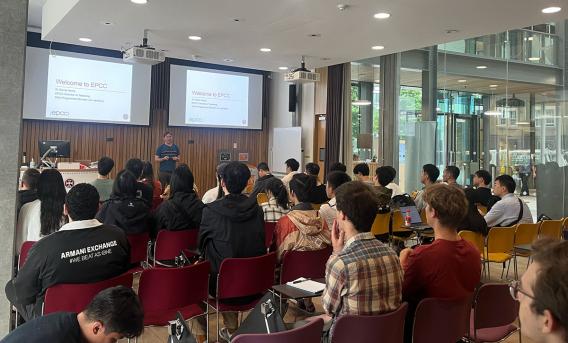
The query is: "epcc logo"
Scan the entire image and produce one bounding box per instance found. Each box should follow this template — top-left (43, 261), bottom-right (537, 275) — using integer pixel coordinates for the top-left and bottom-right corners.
top-left (50, 111), bottom-right (70, 116)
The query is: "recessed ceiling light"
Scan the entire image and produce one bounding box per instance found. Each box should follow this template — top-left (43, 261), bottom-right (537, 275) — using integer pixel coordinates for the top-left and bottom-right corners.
top-left (188, 35), bottom-right (202, 41)
top-left (260, 48), bottom-right (271, 52)
top-left (224, 58), bottom-right (234, 62)
top-left (79, 37), bottom-right (92, 42)
top-left (372, 45), bottom-right (385, 50)
top-left (542, 6), bottom-right (561, 13)
top-left (476, 65), bottom-right (488, 69)
top-left (101, 21), bottom-right (113, 26)
top-left (278, 67), bottom-right (288, 70)
top-left (130, 0), bottom-right (147, 4)
top-left (489, 84), bottom-right (498, 87)
top-left (373, 12), bottom-right (390, 19)
top-left (528, 57), bottom-right (540, 61)
top-left (458, 79), bottom-right (467, 83)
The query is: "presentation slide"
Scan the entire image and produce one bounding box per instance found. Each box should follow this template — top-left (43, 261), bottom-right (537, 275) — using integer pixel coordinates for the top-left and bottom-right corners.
top-left (185, 70), bottom-right (249, 126)
top-left (46, 55), bottom-right (133, 122)
top-left (169, 65), bottom-right (263, 130)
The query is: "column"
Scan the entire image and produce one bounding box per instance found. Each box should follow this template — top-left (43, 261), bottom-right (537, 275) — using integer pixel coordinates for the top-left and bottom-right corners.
top-left (422, 46), bottom-right (437, 122)
top-left (379, 53), bottom-right (400, 168)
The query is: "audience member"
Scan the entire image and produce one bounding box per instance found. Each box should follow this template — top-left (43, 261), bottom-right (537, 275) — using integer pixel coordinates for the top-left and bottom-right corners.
top-left (373, 166), bottom-right (394, 208)
top-left (6, 183), bottom-right (130, 321)
top-left (484, 174), bottom-right (533, 227)
top-left (458, 188), bottom-right (489, 236)
top-left (414, 164), bottom-right (440, 213)
top-left (89, 156), bottom-right (114, 202)
top-left (260, 177), bottom-right (289, 222)
top-left (96, 170), bottom-right (152, 235)
top-left (16, 169), bottom-right (67, 252)
top-left (305, 162), bottom-right (328, 204)
top-left (2, 286), bottom-right (144, 342)
top-left (249, 162), bottom-right (274, 199)
top-left (281, 158), bottom-right (300, 188)
top-left (512, 239), bottom-right (567, 343)
top-left (125, 158), bottom-right (153, 206)
top-left (201, 162), bottom-right (228, 204)
top-left (473, 169), bottom-right (499, 210)
top-left (443, 165), bottom-right (461, 187)
top-left (384, 166), bottom-right (403, 197)
top-left (17, 168), bottom-right (40, 214)
top-left (329, 162), bottom-right (347, 173)
top-left (198, 162), bottom-right (265, 337)
top-left (141, 161), bottom-right (162, 199)
top-left (353, 163), bottom-right (373, 185)
top-left (319, 171), bottom-right (352, 230)
top-left (156, 164), bottom-right (204, 231)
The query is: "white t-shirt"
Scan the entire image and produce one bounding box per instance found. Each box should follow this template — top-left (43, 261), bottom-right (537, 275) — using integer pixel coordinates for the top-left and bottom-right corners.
top-left (16, 199), bottom-right (41, 252)
top-left (386, 183), bottom-right (403, 197)
top-left (202, 187), bottom-right (220, 204)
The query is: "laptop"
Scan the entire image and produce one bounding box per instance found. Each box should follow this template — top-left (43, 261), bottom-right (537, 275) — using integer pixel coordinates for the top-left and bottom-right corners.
top-left (399, 205), bottom-right (431, 231)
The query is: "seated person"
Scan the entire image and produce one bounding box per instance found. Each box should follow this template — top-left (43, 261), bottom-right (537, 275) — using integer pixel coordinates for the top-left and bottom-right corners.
top-left (125, 158), bottom-right (153, 206)
top-left (414, 164), bottom-right (439, 213)
top-left (384, 166), bottom-right (403, 197)
top-left (484, 174), bottom-right (533, 228)
top-left (198, 162), bottom-right (266, 337)
top-left (201, 162), bottom-right (228, 204)
top-left (305, 162), bottom-right (329, 204)
top-left (443, 165), bottom-right (462, 188)
top-left (281, 158), bottom-right (300, 189)
top-left (275, 173), bottom-right (330, 261)
top-left (96, 170), bottom-right (153, 235)
top-left (6, 183), bottom-right (130, 321)
top-left (156, 164), bottom-right (204, 231)
top-left (2, 286), bottom-right (144, 343)
top-left (141, 161), bottom-right (162, 199)
top-left (329, 162), bottom-right (347, 173)
top-left (17, 168), bottom-right (39, 215)
top-left (89, 156), bottom-right (115, 202)
top-left (373, 166), bottom-right (394, 209)
top-left (513, 239), bottom-right (568, 343)
top-left (458, 188), bottom-right (489, 236)
top-left (260, 177), bottom-right (290, 222)
top-left (473, 169), bottom-right (499, 210)
top-left (249, 162), bottom-right (274, 199)
top-left (352, 163), bottom-right (373, 185)
top-left (319, 171), bottom-right (352, 230)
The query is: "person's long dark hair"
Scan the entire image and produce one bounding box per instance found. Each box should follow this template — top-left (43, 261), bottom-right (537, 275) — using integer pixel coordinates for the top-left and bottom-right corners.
top-left (264, 178), bottom-right (289, 209)
top-left (111, 170), bottom-right (138, 199)
top-left (38, 169), bottom-right (66, 236)
top-left (215, 163), bottom-right (228, 200)
top-left (141, 161), bottom-right (154, 183)
top-left (170, 164), bottom-right (195, 197)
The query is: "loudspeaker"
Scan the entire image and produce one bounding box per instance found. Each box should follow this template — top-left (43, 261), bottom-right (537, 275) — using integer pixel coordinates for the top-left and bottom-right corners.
top-left (288, 84), bottom-right (297, 112)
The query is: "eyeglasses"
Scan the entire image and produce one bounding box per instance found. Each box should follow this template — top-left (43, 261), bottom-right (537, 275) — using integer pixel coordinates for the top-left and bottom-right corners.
top-left (509, 280), bottom-right (536, 302)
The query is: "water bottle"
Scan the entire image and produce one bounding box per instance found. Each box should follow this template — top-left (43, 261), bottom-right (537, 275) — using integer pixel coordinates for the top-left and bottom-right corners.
top-left (404, 209), bottom-right (412, 227)
top-left (29, 158), bottom-right (36, 169)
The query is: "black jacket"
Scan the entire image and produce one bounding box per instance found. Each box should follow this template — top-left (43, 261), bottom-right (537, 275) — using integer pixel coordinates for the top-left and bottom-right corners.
top-left (249, 174), bottom-right (275, 199)
top-left (17, 189), bottom-right (38, 214)
top-left (96, 196), bottom-right (152, 235)
top-left (156, 192), bottom-right (205, 231)
top-left (136, 182), bottom-right (153, 206)
top-left (198, 194), bottom-right (265, 278)
top-left (309, 184), bottom-right (329, 204)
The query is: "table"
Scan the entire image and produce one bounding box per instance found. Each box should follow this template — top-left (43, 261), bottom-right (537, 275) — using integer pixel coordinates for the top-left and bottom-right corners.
top-left (271, 278), bottom-right (325, 315)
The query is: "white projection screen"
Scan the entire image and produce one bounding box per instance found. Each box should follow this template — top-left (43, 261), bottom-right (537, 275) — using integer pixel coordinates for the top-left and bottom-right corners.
top-left (169, 65), bottom-right (263, 129)
top-left (23, 47), bottom-right (152, 126)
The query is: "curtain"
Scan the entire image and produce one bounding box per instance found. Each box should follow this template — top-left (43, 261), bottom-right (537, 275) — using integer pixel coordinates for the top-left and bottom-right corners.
top-left (324, 63), bottom-right (345, 176)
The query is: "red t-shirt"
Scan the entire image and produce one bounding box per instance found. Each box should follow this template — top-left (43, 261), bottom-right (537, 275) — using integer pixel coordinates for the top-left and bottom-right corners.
top-left (402, 239), bottom-right (481, 303)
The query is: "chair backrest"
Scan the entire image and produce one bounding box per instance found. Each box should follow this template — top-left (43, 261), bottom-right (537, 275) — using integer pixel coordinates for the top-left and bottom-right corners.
top-left (311, 203), bottom-right (322, 211)
top-left (391, 211), bottom-right (405, 232)
top-left (43, 272), bottom-right (133, 315)
top-left (154, 229), bottom-right (198, 261)
top-left (420, 209), bottom-right (427, 224)
top-left (563, 217), bottom-right (568, 240)
top-left (473, 283), bottom-right (519, 333)
top-left (264, 222), bottom-right (276, 251)
top-left (332, 303), bottom-right (408, 343)
top-left (217, 252), bottom-right (277, 300)
top-left (127, 232), bottom-right (150, 264)
top-left (486, 226), bottom-right (516, 254)
top-left (18, 241), bottom-right (36, 270)
top-left (371, 212), bottom-right (390, 236)
top-left (151, 196), bottom-right (163, 211)
top-left (412, 296), bottom-right (471, 343)
top-left (280, 247), bottom-right (332, 284)
top-left (138, 261), bottom-right (210, 314)
top-left (257, 192), bottom-right (268, 205)
top-left (514, 223), bottom-right (540, 246)
top-left (458, 230), bottom-right (484, 254)
top-left (539, 219), bottom-right (563, 240)
top-left (232, 317), bottom-right (324, 343)
top-left (477, 204), bottom-right (488, 215)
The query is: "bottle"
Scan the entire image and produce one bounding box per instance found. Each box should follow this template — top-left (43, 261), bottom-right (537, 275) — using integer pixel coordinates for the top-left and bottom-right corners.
top-left (29, 158), bottom-right (36, 169)
top-left (22, 152), bottom-right (26, 166)
top-left (404, 209), bottom-right (412, 227)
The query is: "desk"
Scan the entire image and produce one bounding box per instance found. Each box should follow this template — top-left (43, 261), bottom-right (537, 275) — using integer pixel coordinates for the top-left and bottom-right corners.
top-left (271, 278), bottom-right (325, 315)
top-left (20, 168), bottom-right (98, 192)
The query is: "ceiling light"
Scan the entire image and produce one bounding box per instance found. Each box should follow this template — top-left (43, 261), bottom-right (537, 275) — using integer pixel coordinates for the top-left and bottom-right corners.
top-left (188, 36), bottom-right (202, 41)
top-left (372, 45), bottom-right (385, 50)
top-left (260, 48), bottom-right (271, 52)
top-left (542, 6), bottom-right (561, 13)
top-left (484, 111), bottom-right (501, 116)
top-left (223, 58), bottom-right (234, 62)
top-left (476, 65), bottom-right (488, 69)
top-left (352, 100), bottom-right (372, 106)
top-left (79, 37), bottom-right (92, 42)
top-left (130, 0), bottom-right (148, 4)
top-left (489, 84), bottom-right (498, 87)
top-left (278, 67), bottom-right (288, 70)
top-left (373, 12), bottom-right (391, 19)
top-left (528, 57), bottom-right (540, 61)
top-left (458, 79), bottom-right (467, 83)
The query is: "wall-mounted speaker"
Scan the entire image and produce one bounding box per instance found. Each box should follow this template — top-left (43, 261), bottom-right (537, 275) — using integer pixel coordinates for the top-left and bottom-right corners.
top-left (288, 84), bottom-right (297, 112)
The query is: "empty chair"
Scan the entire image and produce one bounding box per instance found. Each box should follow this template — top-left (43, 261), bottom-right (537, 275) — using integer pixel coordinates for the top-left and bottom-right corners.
top-left (257, 192), bottom-right (269, 205)
top-left (127, 232), bottom-right (150, 272)
top-left (152, 229), bottom-right (198, 266)
top-left (465, 283), bottom-right (520, 343)
top-left (332, 303), bottom-right (408, 343)
top-left (458, 230), bottom-right (484, 255)
top-left (485, 226), bottom-right (516, 280)
top-left (265, 222), bottom-right (276, 252)
top-left (280, 246), bottom-right (332, 284)
top-left (43, 272), bottom-right (133, 314)
top-left (18, 241), bottom-right (36, 270)
top-left (412, 297), bottom-right (471, 343)
top-left (539, 219), bottom-right (564, 240)
top-left (232, 317), bottom-right (324, 343)
top-left (513, 223), bottom-right (540, 278)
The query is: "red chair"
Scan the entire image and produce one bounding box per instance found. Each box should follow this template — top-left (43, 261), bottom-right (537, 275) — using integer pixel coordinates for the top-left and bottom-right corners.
top-left (127, 232), bottom-right (150, 272)
top-left (138, 261), bottom-right (210, 336)
top-left (151, 196), bottom-right (163, 212)
top-left (279, 246), bottom-right (332, 284)
top-left (331, 303), bottom-right (408, 343)
top-left (466, 283), bottom-right (520, 342)
top-left (18, 241), bottom-right (36, 270)
top-left (412, 296), bottom-right (472, 343)
top-left (153, 229), bottom-right (198, 266)
top-left (208, 252), bottom-right (277, 341)
top-left (232, 318), bottom-right (324, 343)
top-left (43, 273), bottom-right (133, 314)
top-left (264, 222), bottom-right (276, 252)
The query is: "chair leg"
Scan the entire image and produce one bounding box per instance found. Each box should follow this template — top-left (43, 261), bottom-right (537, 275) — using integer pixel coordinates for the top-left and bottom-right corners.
top-left (487, 261), bottom-right (491, 280)
top-left (501, 262), bottom-right (506, 280)
top-left (505, 260), bottom-right (511, 279)
top-left (514, 254), bottom-right (518, 280)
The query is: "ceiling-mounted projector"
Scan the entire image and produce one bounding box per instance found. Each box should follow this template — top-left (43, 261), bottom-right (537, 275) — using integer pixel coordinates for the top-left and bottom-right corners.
top-left (123, 29), bottom-right (165, 65)
top-left (284, 56), bottom-right (320, 83)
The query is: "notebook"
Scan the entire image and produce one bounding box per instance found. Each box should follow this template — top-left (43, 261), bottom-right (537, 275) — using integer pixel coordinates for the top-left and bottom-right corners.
top-left (286, 278), bottom-right (326, 294)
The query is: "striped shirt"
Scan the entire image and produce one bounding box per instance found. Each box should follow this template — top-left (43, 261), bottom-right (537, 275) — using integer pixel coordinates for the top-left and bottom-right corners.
top-left (261, 198), bottom-right (289, 222)
top-left (322, 232), bottom-right (403, 322)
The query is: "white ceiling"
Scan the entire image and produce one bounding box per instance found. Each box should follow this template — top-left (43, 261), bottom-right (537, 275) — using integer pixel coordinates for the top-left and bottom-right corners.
top-left (31, 0), bottom-right (568, 72)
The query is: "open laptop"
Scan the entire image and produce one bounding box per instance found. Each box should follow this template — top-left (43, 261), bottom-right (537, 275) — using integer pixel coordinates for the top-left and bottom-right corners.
top-left (399, 205), bottom-right (432, 231)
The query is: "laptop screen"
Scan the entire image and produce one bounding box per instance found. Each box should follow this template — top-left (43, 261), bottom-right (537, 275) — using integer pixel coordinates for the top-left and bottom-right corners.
top-left (399, 206), bottom-right (422, 224)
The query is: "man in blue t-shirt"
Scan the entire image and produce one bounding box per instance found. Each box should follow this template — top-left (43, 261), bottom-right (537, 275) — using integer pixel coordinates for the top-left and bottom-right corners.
top-left (154, 131), bottom-right (180, 188)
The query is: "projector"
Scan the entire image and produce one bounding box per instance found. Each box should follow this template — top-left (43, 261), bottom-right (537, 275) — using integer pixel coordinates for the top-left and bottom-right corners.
top-left (123, 46), bottom-right (165, 65)
top-left (284, 70), bottom-right (320, 83)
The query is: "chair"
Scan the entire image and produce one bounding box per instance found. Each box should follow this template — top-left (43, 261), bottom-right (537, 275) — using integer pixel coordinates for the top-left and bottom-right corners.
top-left (391, 210), bottom-right (415, 243)
top-left (412, 297), bottom-right (472, 343)
top-left (208, 252), bottom-right (277, 341)
top-left (138, 262), bottom-right (210, 336)
top-left (151, 196), bottom-right (163, 212)
top-left (466, 283), bottom-right (520, 343)
top-left (563, 217), bottom-right (568, 240)
top-left (332, 303), bottom-right (408, 343)
top-left (264, 222), bottom-right (276, 252)
top-left (257, 192), bottom-right (269, 205)
top-left (280, 247), bottom-right (332, 284)
top-left (127, 232), bottom-right (150, 272)
top-left (18, 241), bottom-right (36, 270)
top-left (371, 212), bottom-right (390, 237)
top-left (232, 317), bottom-right (324, 343)
top-left (419, 209), bottom-right (427, 224)
top-left (513, 223), bottom-right (540, 278)
top-left (311, 203), bottom-right (322, 211)
top-left (458, 230), bottom-right (484, 255)
top-left (539, 219), bottom-right (564, 240)
top-left (153, 229), bottom-right (198, 266)
top-left (485, 226), bottom-right (516, 280)
top-left (43, 272), bottom-right (133, 314)
top-left (477, 204), bottom-right (488, 215)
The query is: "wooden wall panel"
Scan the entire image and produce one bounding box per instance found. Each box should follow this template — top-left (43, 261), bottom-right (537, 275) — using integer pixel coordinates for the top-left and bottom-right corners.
top-left (315, 67), bottom-right (328, 114)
